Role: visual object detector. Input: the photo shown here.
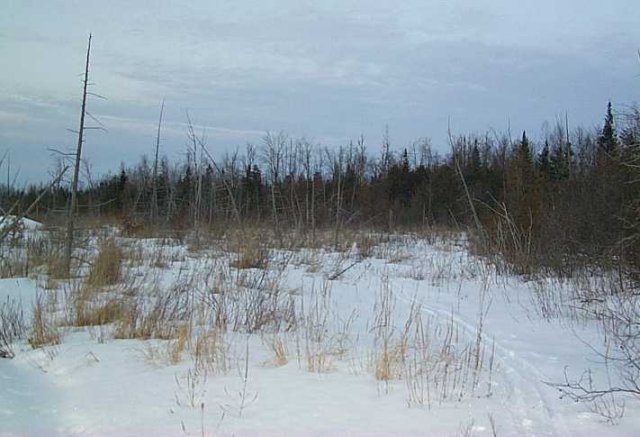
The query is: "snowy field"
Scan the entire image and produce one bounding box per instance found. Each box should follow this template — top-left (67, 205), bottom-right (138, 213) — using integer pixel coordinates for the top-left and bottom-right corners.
top-left (1, 227), bottom-right (639, 436)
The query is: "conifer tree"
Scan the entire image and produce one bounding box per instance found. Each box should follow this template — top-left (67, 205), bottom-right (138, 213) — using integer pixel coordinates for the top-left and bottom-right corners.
top-left (550, 144), bottom-right (570, 181)
top-left (598, 101), bottom-right (618, 156)
top-left (537, 140), bottom-right (551, 178)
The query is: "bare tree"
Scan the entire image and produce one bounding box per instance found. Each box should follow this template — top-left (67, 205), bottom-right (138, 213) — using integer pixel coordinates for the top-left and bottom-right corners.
top-left (151, 100), bottom-right (165, 223)
top-left (264, 131), bottom-right (286, 239)
top-left (65, 33), bottom-right (92, 275)
top-left (186, 114), bottom-right (243, 229)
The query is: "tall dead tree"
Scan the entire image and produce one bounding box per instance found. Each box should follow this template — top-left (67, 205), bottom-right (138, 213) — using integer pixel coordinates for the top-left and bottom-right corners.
top-left (264, 132), bottom-right (285, 239)
top-left (151, 99), bottom-right (164, 223)
top-left (65, 33), bottom-right (92, 275)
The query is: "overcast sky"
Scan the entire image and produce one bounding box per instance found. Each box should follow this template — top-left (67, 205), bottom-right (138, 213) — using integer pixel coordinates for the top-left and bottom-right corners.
top-left (1, 0), bottom-right (639, 183)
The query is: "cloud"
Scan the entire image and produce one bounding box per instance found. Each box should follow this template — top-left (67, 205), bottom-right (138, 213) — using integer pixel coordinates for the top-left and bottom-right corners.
top-left (0, 110), bottom-right (28, 124)
top-left (1, 0), bottom-right (639, 184)
top-left (97, 113), bottom-right (265, 140)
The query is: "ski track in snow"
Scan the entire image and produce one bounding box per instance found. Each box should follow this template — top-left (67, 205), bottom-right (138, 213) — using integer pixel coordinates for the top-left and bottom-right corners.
top-left (392, 284), bottom-right (569, 436)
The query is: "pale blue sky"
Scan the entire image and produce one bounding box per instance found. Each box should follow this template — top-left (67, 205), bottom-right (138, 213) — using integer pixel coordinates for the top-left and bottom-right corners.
top-left (1, 0), bottom-right (639, 183)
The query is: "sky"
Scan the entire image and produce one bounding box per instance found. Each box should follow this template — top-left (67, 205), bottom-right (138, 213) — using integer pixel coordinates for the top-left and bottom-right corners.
top-left (1, 0), bottom-right (639, 184)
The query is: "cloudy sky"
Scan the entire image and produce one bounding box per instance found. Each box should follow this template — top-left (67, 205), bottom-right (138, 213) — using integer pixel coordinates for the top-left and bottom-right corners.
top-left (1, 0), bottom-right (639, 183)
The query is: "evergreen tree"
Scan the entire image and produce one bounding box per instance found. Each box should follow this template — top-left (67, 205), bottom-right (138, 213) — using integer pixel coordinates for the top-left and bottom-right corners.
top-left (469, 142), bottom-right (481, 180)
top-left (550, 144), bottom-right (570, 181)
top-left (117, 167), bottom-right (128, 212)
top-left (505, 131), bottom-right (539, 232)
top-left (537, 141), bottom-right (551, 178)
top-left (598, 101), bottom-right (618, 156)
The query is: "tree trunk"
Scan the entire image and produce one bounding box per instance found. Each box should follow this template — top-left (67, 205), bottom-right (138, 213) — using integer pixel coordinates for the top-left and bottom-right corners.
top-left (65, 33), bottom-right (92, 276)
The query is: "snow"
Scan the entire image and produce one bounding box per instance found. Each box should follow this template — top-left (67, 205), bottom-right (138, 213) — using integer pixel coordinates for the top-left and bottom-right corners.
top-left (1, 234), bottom-right (639, 436)
top-left (0, 215), bottom-right (44, 243)
top-left (0, 216), bottom-right (43, 232)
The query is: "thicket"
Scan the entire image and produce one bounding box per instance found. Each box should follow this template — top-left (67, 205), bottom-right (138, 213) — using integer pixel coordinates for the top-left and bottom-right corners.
top-left (4, 103), bottom-right (640, 278)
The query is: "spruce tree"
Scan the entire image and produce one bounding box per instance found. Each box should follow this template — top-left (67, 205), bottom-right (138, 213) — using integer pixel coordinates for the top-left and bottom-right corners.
top-left (537, 141), bottom-right (551, 178)
top-left (598, 101), bottom-right (618, 155)
top-left (550, 144), bottom-right (570, 181)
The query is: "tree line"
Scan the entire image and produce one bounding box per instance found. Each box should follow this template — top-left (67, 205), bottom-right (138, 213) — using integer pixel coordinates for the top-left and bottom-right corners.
top-left (4, 102), bottom-right (640, 276)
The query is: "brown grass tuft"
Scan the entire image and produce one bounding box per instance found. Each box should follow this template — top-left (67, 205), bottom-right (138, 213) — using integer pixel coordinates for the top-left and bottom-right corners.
top-left (28, 291), bottom-right (61, 349)
top-left (191, 328), bottom-right (228, 374)
top-left (73, 296), bottom-right (125, 327)
top-left (169, 323), bottom-right (190, 365)
top-left (267, 335), bottom-right (288, 366)
top-left (230, 234), bottom-right (269, 270)
top-left (86, 239), bottom-right (123, 287)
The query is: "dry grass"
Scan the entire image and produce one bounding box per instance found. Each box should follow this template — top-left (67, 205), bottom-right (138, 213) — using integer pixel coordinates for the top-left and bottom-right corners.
top-left (86, 238), bottom-right (123, 287)
top-left (230, 235), bottom-right (269, 270)
top-left (6, 223), bottom-right (505, 417)
top-left (28, 290), bottom-right (61, 349)
top-left (0, 296), bottom-right (25, 358)
top-left (0, 231), bottom-right (69, 280)
top-left (402, 304), bottom-right (496, 408)
top-left (267, 335), bottom-right (288, 366)
top-left (73, 296), bottom-right (125, 327)
top-left (114, 279), bottom-right (195, 340)
top-left (169, 323), bottom-right (190, 365)
top-left (191, 327), bottom-right (228, 374)
top-left (174, 367), bottom-right (208, 409)
top-left (217, 267), bottom-right (297, 334)
top-left (354, 232), bottom-right (378, 258)
top-left (114, 298), bottom-right (174, 340)
top-left (371, 280), bottom-right (407, 383)
top-left (301, 280), bottom-right (353, 373)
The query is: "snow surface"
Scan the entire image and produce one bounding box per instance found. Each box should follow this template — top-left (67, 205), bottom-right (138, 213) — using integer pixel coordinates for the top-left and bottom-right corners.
top-left (0, 216), bottom-right (43, 232)
top-left (1, 235), bottom-right (639, 436)
top-left (0, 216), bottom-right (43, 243)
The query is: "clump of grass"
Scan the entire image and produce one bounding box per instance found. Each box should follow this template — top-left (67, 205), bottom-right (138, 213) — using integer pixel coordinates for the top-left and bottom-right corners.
top-left (371, 280), bottom-right (407, 384)
top-left (28, 291), bottom-right (61, 349)
top-left (114, 298), bottom-right (174, 340)
top-left (402, 296), bottom-right (496, 408)
top-left (302, 280), bottom-right (350, 373)
top-left (230, 235), bottom-right (269, 270)
top-left (86, 238), bottom-right (123, 287)
top-left (0, 252), bottom-right (28, 279)
top-left (169, 323), bottom-right (190, 365)
top-left (1, 296), bottom-right (25, 358)
top-left (191, 327), bottom-right (228, 374)
top-left (120, 216), bottom-right (147, 237)
top-left (74, 296), bottom-right (125, 327)
top-left (265, 335), bottom-right (288, 366)
top-left (355, 232), bottom-right (377, 258)
top-left (219, 268), bottom-right (297, 334)
top-left (114, 282), bottom-right (194, 340)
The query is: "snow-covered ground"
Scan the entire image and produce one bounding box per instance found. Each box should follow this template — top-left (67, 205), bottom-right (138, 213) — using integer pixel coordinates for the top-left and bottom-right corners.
top-left (1, 232), bottom-right (639, 436)
top-left (0, 216), bottom-right (43, 234)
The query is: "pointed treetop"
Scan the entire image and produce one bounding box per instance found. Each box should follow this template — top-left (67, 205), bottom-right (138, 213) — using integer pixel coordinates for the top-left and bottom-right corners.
top-left (598, 100), bottom-right (617, 154)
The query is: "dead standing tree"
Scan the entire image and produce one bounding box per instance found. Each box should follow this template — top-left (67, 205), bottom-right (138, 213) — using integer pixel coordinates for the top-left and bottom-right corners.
top-left (151, 99), bottom-right (165, 223)
top-left (264, 132), bottom-right (286, 241)
top-left (64, 34), bottom-right (93, 275)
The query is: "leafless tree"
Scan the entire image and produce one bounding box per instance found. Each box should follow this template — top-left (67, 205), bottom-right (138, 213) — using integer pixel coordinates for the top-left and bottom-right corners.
top-left (263, 131), bottom-right (286, 239)
top-left (151, 100), bottom-right (165, 222)
top-left (65, 33), bottom-right (92, 275)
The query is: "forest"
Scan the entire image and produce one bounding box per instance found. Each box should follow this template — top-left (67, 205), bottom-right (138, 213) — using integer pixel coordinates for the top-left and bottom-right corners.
top-left (6, 101), bottom-right (640, 279)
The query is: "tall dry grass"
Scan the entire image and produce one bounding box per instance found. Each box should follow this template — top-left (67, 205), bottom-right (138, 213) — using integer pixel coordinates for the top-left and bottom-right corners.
top-left (86, 238), bottom-right (123, 287)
